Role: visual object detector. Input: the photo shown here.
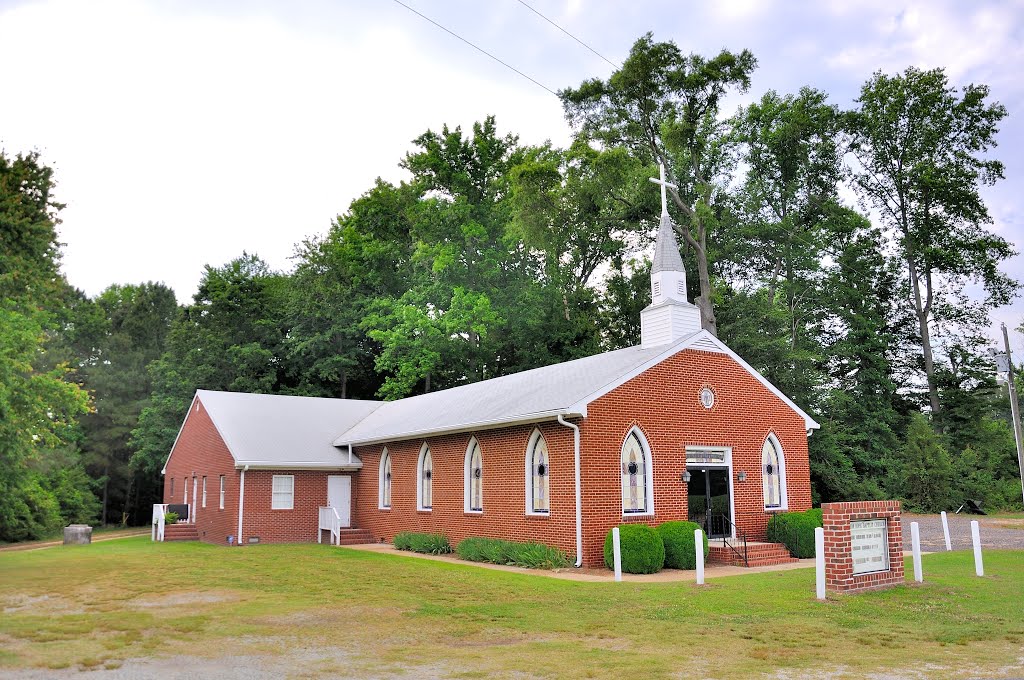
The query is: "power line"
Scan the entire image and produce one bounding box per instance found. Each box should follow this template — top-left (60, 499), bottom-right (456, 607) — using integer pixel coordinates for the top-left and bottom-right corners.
top-left (391, 0), bottom-right (558, 96)
top-left (514, 0), bottom-right (620, 69)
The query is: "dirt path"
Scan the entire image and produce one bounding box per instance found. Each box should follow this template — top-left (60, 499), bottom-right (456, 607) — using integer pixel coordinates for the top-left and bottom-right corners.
top-left (0, 529), bottom-right (149, 553)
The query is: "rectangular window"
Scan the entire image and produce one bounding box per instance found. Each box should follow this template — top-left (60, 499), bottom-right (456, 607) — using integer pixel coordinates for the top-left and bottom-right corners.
top-left (202, 476), bottom-right (207, 508)
top-left (170, 477), bottom-right (175, 499)
top-left (272, 475), bottom-right (294, 510)
top-left (219, 475), bottom-right (225, 510)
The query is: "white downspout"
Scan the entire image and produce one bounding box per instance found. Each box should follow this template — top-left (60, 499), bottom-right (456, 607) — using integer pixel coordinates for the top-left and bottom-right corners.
top-left (237, 465), bottom-right (248, 546)
top-left (347, 444), bottom-right (353, 466)
top-left (557, 414), bottom-right (583, 568)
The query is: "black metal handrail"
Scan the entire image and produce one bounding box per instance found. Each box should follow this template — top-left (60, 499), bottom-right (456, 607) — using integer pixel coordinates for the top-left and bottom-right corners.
top-left (691, 511), bottom-right (748, 567)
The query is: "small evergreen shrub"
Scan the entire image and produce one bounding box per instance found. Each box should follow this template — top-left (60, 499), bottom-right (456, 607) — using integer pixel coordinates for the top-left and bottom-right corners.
top-left (766, 509), bottom-right (822, 558)
top-left (603, 524), bottom-right (665, 574)
top-left (392, 532), bottom-right (451, 554)
top-left (657, 521), bottom-right (708, 570)
top-left (456, 537), bottom-right (571, 569)
top-left (163, 512), bottom-right (179, 524)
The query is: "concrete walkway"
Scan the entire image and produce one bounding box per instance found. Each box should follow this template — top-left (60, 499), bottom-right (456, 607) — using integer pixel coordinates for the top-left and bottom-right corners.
top-left (342, 542), bottom-right (816, 582)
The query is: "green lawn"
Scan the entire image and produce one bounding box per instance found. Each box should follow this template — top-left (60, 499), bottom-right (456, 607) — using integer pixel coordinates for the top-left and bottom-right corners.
top-left (0, 537), bottom-right (1022, 678)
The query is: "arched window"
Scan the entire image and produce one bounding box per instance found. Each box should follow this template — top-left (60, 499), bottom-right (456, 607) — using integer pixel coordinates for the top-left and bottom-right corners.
top-left (465, 438), bottom-right (483, 512)
top-left (379, 448), bottom-right (392, 510)
top-left (621, 429), bottom-right (653, 514)
top-left (762, 434), bottom-right (787, 509)
top-left (417, 444), bottom-right (432, 511)
top-left (526, 430), bottom-right (549, 514)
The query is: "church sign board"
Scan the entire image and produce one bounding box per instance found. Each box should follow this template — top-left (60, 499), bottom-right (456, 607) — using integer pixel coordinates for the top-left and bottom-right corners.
top-left (822, 501), bottom-right (904, 593)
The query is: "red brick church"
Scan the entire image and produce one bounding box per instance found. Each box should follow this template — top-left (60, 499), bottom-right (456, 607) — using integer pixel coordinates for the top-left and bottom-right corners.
top-left (159, 173), bottom-right (818, 567)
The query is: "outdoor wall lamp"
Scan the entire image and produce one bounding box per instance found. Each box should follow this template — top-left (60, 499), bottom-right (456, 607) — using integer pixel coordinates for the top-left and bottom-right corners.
top-left (681, 470), bottom-right (691, 483)
top-left (737, 471), bottom-right (747, 482)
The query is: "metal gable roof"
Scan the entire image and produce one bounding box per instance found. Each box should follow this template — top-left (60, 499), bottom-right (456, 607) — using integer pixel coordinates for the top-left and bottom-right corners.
top-left (332, 330), bottom-right (819, 447)
top-left (333, 333), bottom-right (702, 446)
top-left (195, 390), bottom-right (383, 469)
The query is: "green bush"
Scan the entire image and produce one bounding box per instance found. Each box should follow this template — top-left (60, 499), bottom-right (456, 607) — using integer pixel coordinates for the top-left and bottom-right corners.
top-left (456, 537), bottom-right (571, 569)
top-left (603, 524), bottom-right (665, 574)
top-left (766, 509), bottom-right (822, 558)
top-left (392, 532), bottom-right (451, 555)
top-left (657, 521), bottom-right (709, 570)
top-left (163, 511), bottom-right (179, 524)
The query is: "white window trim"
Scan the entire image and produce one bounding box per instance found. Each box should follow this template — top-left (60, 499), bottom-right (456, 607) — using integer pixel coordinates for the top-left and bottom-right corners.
top-left (271, 474), bottom-right (295, 510)
top-left (684, 445), bottom-right (736, 540)
top-left (524, 429), bottom-right (550, 516)
top-left (620, 427), bottom-right (655, 517)
top-left (464, 437), bottom-right (483, 514)
top-left (379, 448), bottom-right (391, 510)
top-left (201, 476), bottom-right (207, 508)
top-left (762, 433), bottom-right (789, 511)
top-left (416, 444), bottom-right (432, 511)
top-left (219, 475), bottom-right (225, 510)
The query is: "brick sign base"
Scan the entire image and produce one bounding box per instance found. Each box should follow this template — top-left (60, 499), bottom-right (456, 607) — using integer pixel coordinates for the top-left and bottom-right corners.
top-left (822, 500), bottom-right (904, 593)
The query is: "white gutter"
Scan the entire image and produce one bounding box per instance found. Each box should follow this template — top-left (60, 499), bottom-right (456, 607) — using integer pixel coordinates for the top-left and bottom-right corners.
top-left (233, 461), bottom-right (362, 471)
top-left (334, 409), bottom-right (585, 448)
top-left (237, 465), bottom-right (248, 546)
top-left (557, 414), bottom-right (583, 568)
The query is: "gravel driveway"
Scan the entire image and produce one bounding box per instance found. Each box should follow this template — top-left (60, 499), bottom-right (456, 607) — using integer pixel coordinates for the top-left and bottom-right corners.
top-left (902, 513), bottom-right (1024, 551)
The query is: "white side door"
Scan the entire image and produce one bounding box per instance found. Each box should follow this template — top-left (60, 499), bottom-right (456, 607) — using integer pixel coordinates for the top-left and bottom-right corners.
top-left (327, 475), bottom-right (351, 528)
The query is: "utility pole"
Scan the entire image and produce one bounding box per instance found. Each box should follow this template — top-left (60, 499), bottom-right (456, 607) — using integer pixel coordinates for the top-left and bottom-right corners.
top-left (1000, 323), bottom-right (1024, 505)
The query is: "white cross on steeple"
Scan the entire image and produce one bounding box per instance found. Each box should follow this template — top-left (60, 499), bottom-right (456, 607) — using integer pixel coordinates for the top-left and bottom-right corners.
top-left (648, 163), bottom-right (677, 216)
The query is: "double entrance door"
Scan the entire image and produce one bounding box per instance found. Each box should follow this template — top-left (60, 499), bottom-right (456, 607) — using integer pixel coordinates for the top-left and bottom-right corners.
top-left (687, 467), bottom-right (732, 538)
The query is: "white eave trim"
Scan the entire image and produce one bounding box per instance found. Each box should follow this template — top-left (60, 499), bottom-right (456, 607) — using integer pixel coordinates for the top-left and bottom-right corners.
top-left (233, 460), bottom-right (363, 471)
top-left (161, 392), bottom-right (207, 475)
top-left (335, 409), bottom-right (585, 448)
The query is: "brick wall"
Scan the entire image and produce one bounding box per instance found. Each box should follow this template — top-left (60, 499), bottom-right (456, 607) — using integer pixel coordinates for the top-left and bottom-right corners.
top-left (354, 423), bottom-right (578, 555)
top-left (352, 348), bottom-right (813, 567)
top-left (822, 500), bottom-right (904, 593)
top-left (240, 470), bottom-right (339, 544)
top-left (162, 397), bottom-right (240, 545)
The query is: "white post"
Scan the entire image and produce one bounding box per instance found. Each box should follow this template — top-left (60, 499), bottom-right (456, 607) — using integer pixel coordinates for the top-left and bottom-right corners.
top-left (612, 527), bottom-right (622, 582)
top-left (695, 528), bottom-right (705, 585)
top-left (940, 511), bottom-right (952, 551)
top-left (971, 520), bottom-right (984, 576)
top-left (815, 527), bottom-right (826, 601)
top-left (911, 521), bottom-right (923, 583)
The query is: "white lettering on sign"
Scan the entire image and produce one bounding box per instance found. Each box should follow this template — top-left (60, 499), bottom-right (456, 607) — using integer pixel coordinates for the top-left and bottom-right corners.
top-left (851, 518), bottom-right (890, 575)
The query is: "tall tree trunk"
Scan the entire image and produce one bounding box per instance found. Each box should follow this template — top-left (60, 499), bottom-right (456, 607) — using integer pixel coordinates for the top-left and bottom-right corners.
top-left (101, 465), bottom-right (109, 527)
top-left (694, 223), bottom-right (717, 336)
top-left (907, 254), bottom-right (941, 413)
top-left (424, 372), bottom-right (431, 394)
top-left (340, 369), bottom-right (347, 400)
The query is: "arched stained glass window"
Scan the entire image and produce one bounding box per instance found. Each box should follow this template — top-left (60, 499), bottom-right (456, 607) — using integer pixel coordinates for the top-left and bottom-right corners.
top-left (762, 435), bottom-right (785, 509)
top-left (465, 439), bottom-right (482, 512)
top-left (379, 449), bottom-right (391, 509)
top-left (528, 432), bottom-right (549, 514)
top-left (621, 431), bottom-right (650, 514)
top-left (418, 445), bottom-right (432, 511)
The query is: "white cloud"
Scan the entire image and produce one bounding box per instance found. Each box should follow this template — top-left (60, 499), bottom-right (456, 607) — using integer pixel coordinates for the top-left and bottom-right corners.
top-left (0, 0), bottom-right (568, 301)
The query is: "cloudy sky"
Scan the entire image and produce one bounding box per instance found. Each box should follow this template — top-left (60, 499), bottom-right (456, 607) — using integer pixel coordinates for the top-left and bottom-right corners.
top-left (2, 0), bottom-right (1023, 341)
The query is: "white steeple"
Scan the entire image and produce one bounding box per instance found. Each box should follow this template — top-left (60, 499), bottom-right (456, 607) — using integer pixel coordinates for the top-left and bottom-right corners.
top-left (640, 164), bottom-right (702, 348)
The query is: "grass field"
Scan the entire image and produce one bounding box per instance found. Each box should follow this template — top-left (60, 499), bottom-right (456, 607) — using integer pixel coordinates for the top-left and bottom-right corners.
top-left (0, 538), bottom-right (1022, 678)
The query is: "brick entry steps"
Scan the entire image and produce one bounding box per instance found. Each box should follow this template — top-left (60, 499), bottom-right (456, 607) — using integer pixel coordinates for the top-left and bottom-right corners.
top-left (335, 528), bottom-right (375, 546)
top-left (163, 524), bottom-right (199, 541)
top-left (707, 541), bottom-right (798, 568)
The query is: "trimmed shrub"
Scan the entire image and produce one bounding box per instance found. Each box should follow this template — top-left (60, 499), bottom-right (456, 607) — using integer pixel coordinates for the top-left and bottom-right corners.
top-left (393, 532), bottom-right (451, 555)
top-left (603, 524), bottom-right (665, 574)
top-left (163, 512), bottom-right (179, 524)
top-left (766, 509), bottom-right (822, 558)
top-left (657, 521), bottom-right (709, 570)
top-left (456, 537), bottom-right (571, 569)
